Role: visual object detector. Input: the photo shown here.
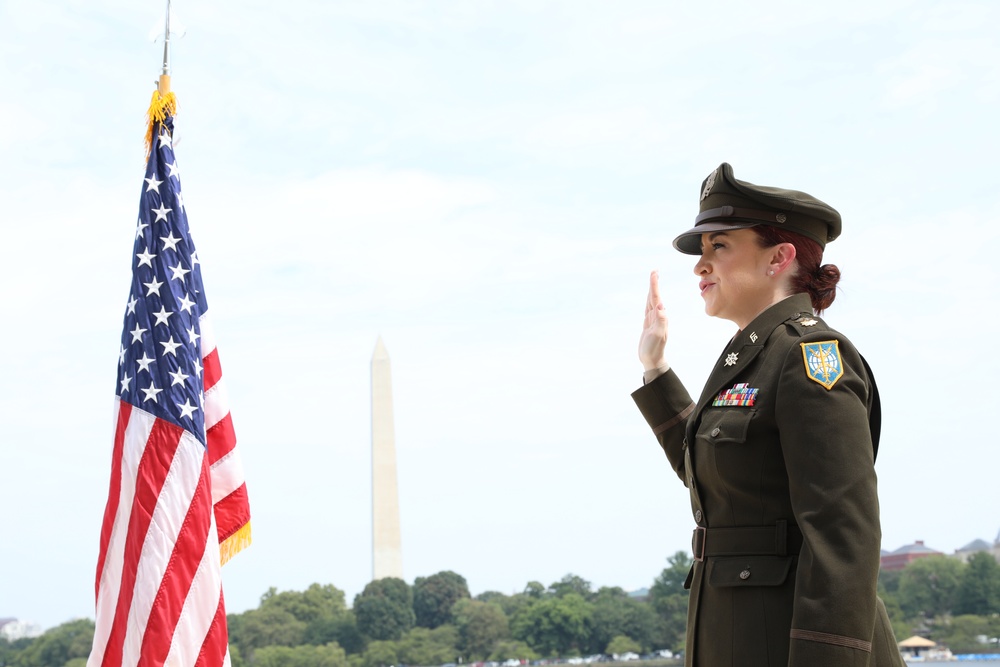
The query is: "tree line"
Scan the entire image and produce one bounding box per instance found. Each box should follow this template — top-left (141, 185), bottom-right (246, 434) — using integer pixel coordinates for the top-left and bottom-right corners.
top-left (4, 550), bottom-right (1000, 667)
top-left (879, 551), bottom-right (1000, 653)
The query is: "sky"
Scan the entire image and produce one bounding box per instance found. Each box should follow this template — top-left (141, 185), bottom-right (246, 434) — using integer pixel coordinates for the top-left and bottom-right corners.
top-left (1, 0), bottom-right (998, 631)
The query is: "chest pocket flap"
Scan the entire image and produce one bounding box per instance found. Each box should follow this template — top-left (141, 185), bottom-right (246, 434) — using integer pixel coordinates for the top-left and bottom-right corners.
top-left (700, 408), bottom-right (756, 444)
top-left (708, 556), bottom-right (794, 588)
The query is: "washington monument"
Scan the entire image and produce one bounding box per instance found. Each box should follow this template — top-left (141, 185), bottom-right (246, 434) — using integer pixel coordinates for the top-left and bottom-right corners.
top-left (371, 337), bottom-right (403, 580)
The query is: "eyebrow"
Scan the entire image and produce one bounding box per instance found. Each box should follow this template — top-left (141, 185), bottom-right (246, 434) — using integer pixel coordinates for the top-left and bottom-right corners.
top-left (707, 232), bottom-right (729, 241)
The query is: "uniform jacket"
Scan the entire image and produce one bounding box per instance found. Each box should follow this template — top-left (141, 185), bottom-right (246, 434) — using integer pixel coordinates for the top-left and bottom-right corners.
top-left (632, 293), bottom-right (903, 667)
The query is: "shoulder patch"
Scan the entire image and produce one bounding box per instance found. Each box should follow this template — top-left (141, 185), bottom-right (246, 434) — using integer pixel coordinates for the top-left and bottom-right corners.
top-left (800, 340), bottom-right (844, 390)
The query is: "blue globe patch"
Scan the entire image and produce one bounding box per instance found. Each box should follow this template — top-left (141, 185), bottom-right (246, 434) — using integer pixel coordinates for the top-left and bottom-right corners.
top-left (800, 341), bottom-right (844, 390)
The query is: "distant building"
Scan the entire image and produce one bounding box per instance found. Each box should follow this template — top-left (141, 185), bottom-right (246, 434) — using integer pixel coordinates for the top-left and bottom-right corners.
top-left (0, 618), bottom-right (43, 641)
top-left (880, 540), bottom-right (943, 571)
top-left (954, 538), bottom-right (993, 563)
top-left (953, 531), bottom-right (1000, 564)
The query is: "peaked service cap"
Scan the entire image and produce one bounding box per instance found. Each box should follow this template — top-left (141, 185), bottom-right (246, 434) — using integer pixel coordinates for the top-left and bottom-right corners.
top-left (672, 163), bottom-right (842, 255)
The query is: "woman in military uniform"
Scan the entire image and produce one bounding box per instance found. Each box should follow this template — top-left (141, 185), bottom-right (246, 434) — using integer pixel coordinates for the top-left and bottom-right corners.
top-left (633, 163), bottom-right (904, 667)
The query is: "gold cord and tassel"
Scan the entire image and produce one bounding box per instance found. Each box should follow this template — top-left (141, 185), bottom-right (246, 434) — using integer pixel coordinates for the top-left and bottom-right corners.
top-left (144, 75), bottom-right (176, 160)
top-left (219, 522), bottom-right (253, 566)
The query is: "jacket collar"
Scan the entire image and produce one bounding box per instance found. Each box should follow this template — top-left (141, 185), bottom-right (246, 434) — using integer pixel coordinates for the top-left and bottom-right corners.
top-left (689, 293), bottom-right (815, 431)
top-left (729, 292), bottom-right (814, 351)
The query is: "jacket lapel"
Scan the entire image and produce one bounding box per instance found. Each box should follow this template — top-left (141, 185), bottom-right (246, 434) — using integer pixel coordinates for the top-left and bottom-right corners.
top-left (686, 294), bottom-right (815, 443)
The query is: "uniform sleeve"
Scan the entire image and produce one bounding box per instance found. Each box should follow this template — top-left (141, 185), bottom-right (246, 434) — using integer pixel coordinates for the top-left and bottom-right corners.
top-left (775, 332), bottom-right (880, 667)
top-left (631, 369), bottom-right (696, 485)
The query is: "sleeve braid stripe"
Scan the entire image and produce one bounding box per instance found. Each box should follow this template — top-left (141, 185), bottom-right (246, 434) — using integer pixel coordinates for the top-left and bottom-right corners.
top-left (790, 629), bottom-right (872, 653)
top-left (653, 402), bottom-right (695, 435)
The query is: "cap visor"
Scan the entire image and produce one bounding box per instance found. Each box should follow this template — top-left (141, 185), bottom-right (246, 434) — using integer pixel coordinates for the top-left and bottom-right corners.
top-left (672, 221), bottom-right (759, 254)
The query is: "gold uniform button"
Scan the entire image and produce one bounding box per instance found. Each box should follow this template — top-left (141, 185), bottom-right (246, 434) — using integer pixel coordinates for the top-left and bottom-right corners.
top-left (710, 427), bottom-right (721, 437)
top-left (740, 569), bottom-right (751, 580)
top-left (694, 510), bottom-right (702, 523)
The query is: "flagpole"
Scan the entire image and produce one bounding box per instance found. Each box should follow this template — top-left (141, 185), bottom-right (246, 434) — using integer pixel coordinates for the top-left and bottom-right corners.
top-left (158, 0), bottom-right (172, 95)
top-left (146, 0), bottom-right (175, 157)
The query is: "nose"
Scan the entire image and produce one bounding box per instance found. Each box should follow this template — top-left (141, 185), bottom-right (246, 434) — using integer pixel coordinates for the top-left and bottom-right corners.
top-left (694, 254), bottom-right (709, 275)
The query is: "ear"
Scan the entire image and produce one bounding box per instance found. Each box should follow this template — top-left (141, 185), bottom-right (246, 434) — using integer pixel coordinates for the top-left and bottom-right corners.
top-left (768, 242), bottom-right (797, 275)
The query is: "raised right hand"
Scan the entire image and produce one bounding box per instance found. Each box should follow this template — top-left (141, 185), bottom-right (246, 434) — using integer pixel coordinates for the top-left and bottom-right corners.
top-left (638, 270), bottom-right (669, 372)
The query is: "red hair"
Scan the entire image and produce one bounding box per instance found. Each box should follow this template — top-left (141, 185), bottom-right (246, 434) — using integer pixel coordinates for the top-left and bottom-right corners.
top-left (752, 226), bottom-right (840, 312)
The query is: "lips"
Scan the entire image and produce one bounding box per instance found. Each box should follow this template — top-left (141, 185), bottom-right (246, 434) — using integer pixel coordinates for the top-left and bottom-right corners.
top-left (699, 280), bottom-right (715, 294)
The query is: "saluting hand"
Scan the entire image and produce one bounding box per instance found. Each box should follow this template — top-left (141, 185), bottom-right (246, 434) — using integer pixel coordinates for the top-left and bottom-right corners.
top-left (638, 270), bottom-right (669, 373)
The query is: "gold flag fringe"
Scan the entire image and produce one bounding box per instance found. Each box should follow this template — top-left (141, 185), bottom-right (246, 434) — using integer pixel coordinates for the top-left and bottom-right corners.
top-left (219, 521), bottom-right (253, 566)
top-left (144, 89), bottom-right (177, 160)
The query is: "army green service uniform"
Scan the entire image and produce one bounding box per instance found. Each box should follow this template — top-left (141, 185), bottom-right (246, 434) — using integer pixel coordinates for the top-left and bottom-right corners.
top-left (633, 164), bottom-right (904, 667)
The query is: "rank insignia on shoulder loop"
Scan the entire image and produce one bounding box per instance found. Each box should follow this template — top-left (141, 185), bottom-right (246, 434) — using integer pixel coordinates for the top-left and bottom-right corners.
top-left (800, 340), bottom-right (844, 390)
top-left (713, 383), bottom-right (759, 407)
top-left (800, 318), bottom-right (818, 327)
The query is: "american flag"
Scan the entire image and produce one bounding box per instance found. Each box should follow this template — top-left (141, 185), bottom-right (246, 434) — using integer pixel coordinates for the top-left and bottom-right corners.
top-left (89, 100), bottom-right (251, 667)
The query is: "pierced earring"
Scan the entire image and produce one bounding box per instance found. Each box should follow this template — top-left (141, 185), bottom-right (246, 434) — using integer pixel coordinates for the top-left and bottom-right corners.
top-left (768, 270), bottom-right (775, 276)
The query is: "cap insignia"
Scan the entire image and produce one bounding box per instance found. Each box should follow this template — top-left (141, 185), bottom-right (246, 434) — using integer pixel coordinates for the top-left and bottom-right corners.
top-left (775, 213), bottom-right (787, 223)
top-left (712, 382), bottom-right (759, 407)
top-left (701, 169), bottom-right (718, 202)
top-left (724, 352), bottom-right (739, 367)
top-left (800, 340), bottom-right (843, 390)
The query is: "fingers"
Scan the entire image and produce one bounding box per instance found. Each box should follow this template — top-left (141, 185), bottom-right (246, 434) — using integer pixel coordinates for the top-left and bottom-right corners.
top-left (639, 270), bottom-right (669, 369)
top-left (649, 270), bottom-right (661, 307)
top-left (646, 270), bottom-right (663, 316)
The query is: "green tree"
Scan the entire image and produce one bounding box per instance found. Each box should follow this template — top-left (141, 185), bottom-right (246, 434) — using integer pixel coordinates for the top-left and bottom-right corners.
top-left (1, 636), bottom-right (33, 667)
top-left (452, 598), bottom-right (510, 659)
top-left (230, 605), bottom-right (307, 656)
top-left (930, 614), bottom-right (1000, 654)
top-left (0, 637), bottom-right (15, 667)
top-left (877, 576), bottom-right (910, 642)
top-left (548, 574), bottom-right (593, 600)
top-left (606, 635), bottom-right (641, 655)
top-left (511, 592), bottom-right (593, 656)
top-left (305, 612), bottom-right (366, 654)
top-left (229, 644), bottom-right (246, 667)
top-left (396, 626), bottom-right (459, 666)
top-left (588, 587), bottom-right (658, 654)
top-left (955, 552), bottom-right (1000, 616)
top-left (484, 591), bottom-right (535, 620)
top-left (488, 639), bottom-right (538, 662)
top-left (354, 578), bottom-right (415, 641)
top-left (648, 551), bottom-right (692, 651)
top-left (524, 581), bottom-right (546, 599)
top-left (248, 583), bottom-right (364, 654)
top-left (361, 640), bottom-right (399, 667)
top-left (413, 571), bottom-right (471, 629)
top-left (651, 552), bottom-right (692, 598)
top-left (11, 618), bottom-right (94, 667)
top-left (261, 584), bottom-right (350, 624)
top-left (878, 569), bottom-right (902, 598)
top-left (252, 642), bottom-right (348, 667)
top-left (898, 556), bottom-right (964, 619)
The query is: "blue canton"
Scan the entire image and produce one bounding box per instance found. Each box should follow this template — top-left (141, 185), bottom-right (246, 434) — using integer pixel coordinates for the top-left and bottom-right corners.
top-left (117, 116), bottom-right (208, 445)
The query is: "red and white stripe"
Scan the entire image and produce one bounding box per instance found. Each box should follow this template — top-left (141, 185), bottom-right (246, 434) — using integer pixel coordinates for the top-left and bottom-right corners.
top-left (200, 316), bottom-right (250, 557)
top-left (90, 314), bottom-right (248, 667)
